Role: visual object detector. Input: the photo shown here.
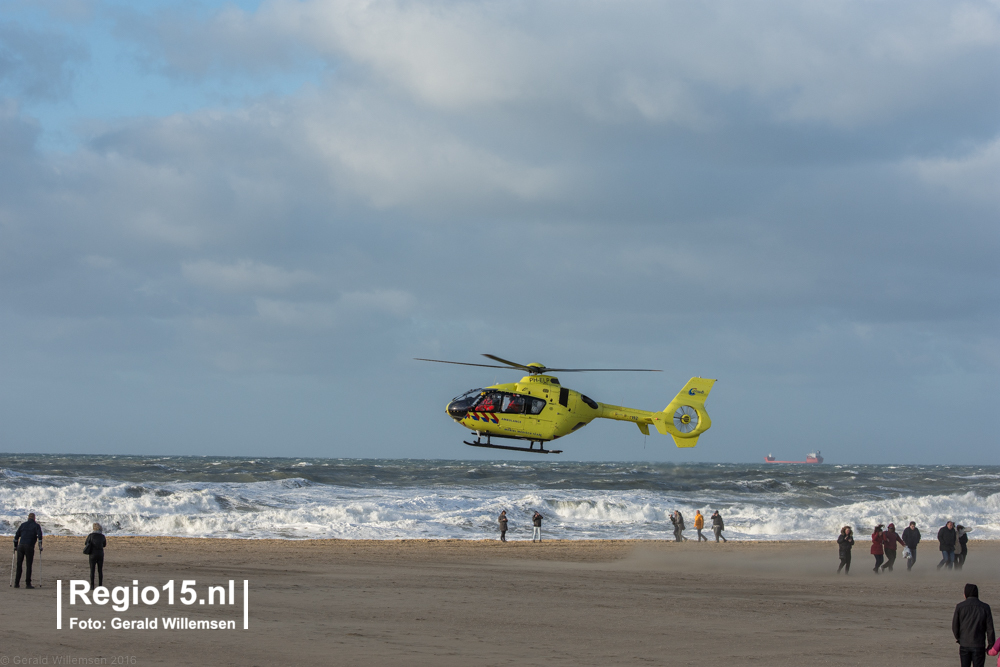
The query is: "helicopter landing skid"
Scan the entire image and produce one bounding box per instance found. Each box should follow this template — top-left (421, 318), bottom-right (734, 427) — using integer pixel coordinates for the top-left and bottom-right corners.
top-left (464, 437), bottom-right (562, 455)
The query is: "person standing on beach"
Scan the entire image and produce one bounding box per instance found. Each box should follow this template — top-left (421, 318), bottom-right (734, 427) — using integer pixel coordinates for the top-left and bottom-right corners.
top-left (12, 512), bottom-right (43, 589)
top-left (902, 521), bottom-right (921, 571)
top-left (498, 511), bottom-right (508, 542)
top-left (532, 511), bottom-right (543, 542)
top-left (871, 525), bottom-right (886, 574)
top-left (882, 523), bottom-right (905, 572)
top-left (938, 521), bottom-right (958, 570)
top-left (694, 511), bottom-right (708, 542)
top-left (676, 511), bottom-right (688, 542)
top-left (956, 526), bottom-right (971, 570)
top-left (711, 510), bottom-right (727, 542)
top-left (670, 511), bottom-right (681, 542)
top-left (84, 523), bottom-right (107, 588)
top-left (952, 583), bottom-right (995, 667)
top-left (837, 526), bottom-right (854, 574)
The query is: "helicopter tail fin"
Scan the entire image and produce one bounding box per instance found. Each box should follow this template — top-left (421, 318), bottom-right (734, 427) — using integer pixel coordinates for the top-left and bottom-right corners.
top-left (652, 377), bottom-right (716, 447)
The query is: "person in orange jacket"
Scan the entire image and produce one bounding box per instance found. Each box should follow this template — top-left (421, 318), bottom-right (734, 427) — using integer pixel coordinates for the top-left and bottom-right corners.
top-left (694, 511), bottom-right (708, 542)
top-left (871, 525), bottom-right (886, 574)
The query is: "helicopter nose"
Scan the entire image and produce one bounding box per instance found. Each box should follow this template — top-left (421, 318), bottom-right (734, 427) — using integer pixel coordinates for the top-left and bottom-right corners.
top-left (447, 401), bottom-right (468, 419)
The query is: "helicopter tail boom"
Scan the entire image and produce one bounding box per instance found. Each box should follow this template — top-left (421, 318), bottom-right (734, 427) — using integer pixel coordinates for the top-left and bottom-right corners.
top-left (593, 377), bottom-right (715, 448)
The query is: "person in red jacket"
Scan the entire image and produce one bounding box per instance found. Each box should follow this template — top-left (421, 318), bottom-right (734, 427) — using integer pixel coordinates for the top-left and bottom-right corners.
top-left (871, 525), bottom-right (885, 574)
top-left (881, 522), bottom-right (906, 572)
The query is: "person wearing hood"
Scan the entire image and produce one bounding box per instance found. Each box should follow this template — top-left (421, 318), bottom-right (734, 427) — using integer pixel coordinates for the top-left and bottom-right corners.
top-left (902, 521), bottom-right (921, 571)
top-left (938, 521), bottom-right (958, 570)
top-left (956, 525), bottom-right (972, 570)
top-left (881, 523), bottom-right (906, 572)
top-left (498, 510), bottom-right (508, 542)
top-left (871, 525), bottom-right (886, 574)
top-left (711, 510), bottom-right (727, 543)
top-left (952, 583), bottom-right (995, 667)
top-left (837, 526), bottom-right (854, 574)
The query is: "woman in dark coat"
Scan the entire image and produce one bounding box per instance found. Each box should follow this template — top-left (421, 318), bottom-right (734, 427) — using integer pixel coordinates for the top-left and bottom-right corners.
top-left (84, 523), bottom-right (107, 588)
top-left (871, 525), bottom-right (886, 574)
top-left (837, 526), bottom-right (854, 574)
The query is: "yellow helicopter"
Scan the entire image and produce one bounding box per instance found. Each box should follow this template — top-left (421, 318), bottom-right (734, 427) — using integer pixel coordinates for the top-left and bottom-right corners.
top-left (416, 354), bottom-right (716, 454)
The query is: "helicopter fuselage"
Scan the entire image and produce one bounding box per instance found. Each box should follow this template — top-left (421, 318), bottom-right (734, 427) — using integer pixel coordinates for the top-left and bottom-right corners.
top-left (445, 373), bottom-right (680, 442)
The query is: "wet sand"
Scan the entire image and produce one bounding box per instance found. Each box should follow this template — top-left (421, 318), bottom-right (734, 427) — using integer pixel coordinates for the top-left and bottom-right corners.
top-left (1, 537), bottom-right (997, 666)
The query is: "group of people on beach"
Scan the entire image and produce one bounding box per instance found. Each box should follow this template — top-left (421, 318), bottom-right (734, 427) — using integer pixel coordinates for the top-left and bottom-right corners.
top-left (670, 509), bottom-right (727, 543)
top-left (836, 519), bottom-right (973, 575)
top-left (10, 513), bottom-right (107, 590)
top-left (497, 509), bottom-right (544, 542)
top-left (496, 508), bottom-right (730, 543)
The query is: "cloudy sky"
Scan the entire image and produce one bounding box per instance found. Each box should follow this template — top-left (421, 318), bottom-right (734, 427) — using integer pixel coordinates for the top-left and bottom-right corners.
top-left (1, 0), bottom-right (997, 463)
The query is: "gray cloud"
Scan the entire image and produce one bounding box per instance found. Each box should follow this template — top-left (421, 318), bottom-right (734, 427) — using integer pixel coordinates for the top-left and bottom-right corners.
top-left (0, 21), bottom-right (86, 101)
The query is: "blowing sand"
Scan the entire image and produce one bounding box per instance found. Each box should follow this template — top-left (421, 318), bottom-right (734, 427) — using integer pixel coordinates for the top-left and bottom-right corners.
top-left (1, 536), bottom-right (997, 666)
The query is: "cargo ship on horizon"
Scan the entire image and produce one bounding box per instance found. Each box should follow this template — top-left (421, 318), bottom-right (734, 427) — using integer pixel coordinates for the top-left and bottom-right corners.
top-left (764, 451), bottom-right (824, 464)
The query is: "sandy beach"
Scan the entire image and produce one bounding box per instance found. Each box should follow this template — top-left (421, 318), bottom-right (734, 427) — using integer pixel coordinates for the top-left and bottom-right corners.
top-left (1, 536), bottom-right (997, 666)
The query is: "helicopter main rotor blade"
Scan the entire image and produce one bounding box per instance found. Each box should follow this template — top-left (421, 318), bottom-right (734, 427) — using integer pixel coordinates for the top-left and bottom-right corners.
top-left (480, 354), bottom-right (534, 371)
top-left (414, 358), bottom-right (516, 370)
top-left (543, 368), bottom-right (663, 373)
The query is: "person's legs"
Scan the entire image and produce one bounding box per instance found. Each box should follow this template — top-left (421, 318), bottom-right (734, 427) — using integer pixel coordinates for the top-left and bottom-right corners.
top-left (713, 527), bottom-right (721, 542)
top-left (838, 557), bottom-right (847, 573)
top-left (946, 551), bottom-right (955, 569)
top-left (500, 528), bottom-right (506, 542)
top-left (938, 551), bottom-right (947, 569)
top-left (15, 547), bottom-right (25, 586)
top-left (89, 556), bottom-right (97, 588)
top-left (95, 553), bottom-right (104, 587)
top-left (873, 554), bottom-right (883, 572)
top-left (883, 550), bottom-right (896, 571)
top-left (22, 547), bottom-right (34, 585)
top-left (959, 646), bottom-right (985, 667)
top-left (907, 546), bottom-right (916, 570)
top-left (532, 526), bottom-right (541, 542)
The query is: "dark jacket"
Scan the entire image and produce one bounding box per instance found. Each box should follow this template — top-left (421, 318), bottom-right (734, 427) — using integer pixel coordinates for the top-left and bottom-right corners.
top-left (938, 526), bottom-right (957, 552)
top-left (884, 529), bottom-right (905, 551)
top-left (532, 513), bottom-right (542, 527)
top-left (676, 512), bottom-right (685, 530)
top-left (952, 597), bottom-right (995, 649)
top-left (712, 514), bottom-right (724, 530)
top-left (901, 526), bottom-right (921, 549)
top-left (958, 531), bottom-right (969, 555)
top-left (85, 532), bottom-right (107, 554)
top-left (838, 533), bottom-right (854, 557)
top-left (13, 519), bottom-right (43, 550)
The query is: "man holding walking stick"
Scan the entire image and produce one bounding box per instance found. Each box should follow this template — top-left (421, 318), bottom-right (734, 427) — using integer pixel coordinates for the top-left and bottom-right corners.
top-left (13, 512), bottom-right (43, 589)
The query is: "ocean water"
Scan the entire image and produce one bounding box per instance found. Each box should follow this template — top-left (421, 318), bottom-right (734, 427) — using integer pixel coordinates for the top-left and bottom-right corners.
top-left (1, 455), bottom-right (997, 541)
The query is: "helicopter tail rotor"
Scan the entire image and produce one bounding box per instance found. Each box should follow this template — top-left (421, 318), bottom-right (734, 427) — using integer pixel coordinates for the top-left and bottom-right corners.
top-left (652, 377), bottom-right (716, 447)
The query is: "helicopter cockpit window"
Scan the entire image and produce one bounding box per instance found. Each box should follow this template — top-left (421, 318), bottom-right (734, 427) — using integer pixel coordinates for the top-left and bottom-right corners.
top-left (452, 388), bottom-right (483, 403)
top-left (501, 394), bottom-right (526, 414)
top-left (473, 391), bottom-right (502, 412)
